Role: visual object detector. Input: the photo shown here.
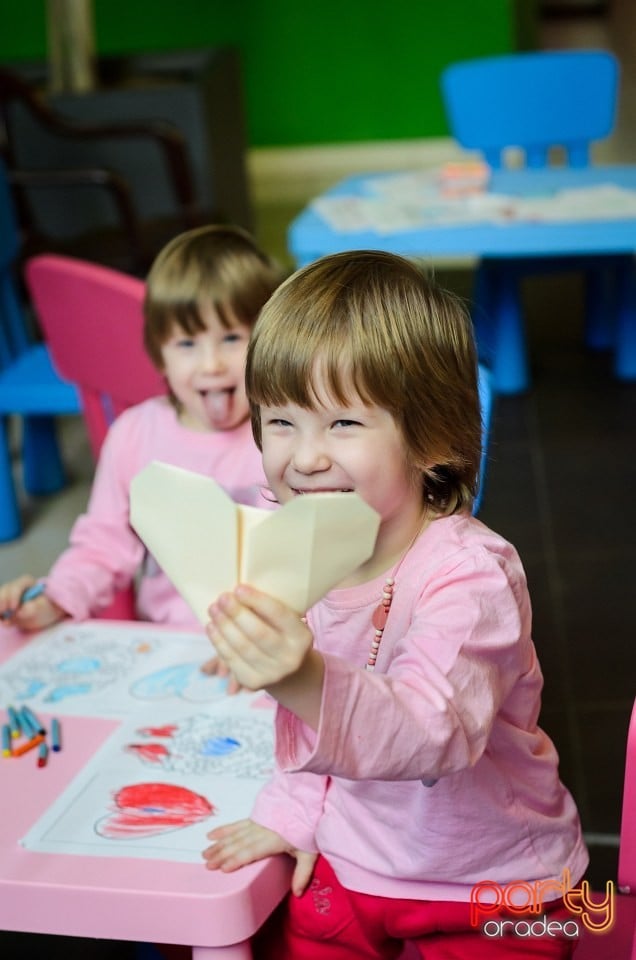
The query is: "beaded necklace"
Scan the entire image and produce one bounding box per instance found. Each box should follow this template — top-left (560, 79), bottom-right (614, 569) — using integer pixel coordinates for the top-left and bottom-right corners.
top-left (365, 515), bottom-right (427, 671)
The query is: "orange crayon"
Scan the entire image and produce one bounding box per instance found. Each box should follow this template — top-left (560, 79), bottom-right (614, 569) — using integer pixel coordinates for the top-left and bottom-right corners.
top-left (12, 734), bottom-right (45, 757)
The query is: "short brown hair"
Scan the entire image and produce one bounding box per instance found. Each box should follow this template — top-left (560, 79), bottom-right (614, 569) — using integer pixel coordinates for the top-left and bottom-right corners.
top-left (143, 224), bottom-right (283, 368)
top-left (246, 250), bottom-right (481, 515)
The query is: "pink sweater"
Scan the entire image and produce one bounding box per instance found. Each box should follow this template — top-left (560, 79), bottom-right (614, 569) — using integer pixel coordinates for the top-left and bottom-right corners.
top-left (252, 513), bottom-right (588, 901)
top-left (46, 397), bottom-right (270, 628)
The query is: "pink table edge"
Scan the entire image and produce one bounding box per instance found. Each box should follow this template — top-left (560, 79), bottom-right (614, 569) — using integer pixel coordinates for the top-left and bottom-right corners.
top-left (0, 622), bottom-right (292, 950)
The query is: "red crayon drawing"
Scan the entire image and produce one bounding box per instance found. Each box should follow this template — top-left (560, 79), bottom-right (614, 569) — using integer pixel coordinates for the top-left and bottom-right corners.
top-left (97, 782), bottom-right (215, 839)
top-left (125, 742), bottom-right (171, 763)
top-left (136, 724), bottom-right (178, 738)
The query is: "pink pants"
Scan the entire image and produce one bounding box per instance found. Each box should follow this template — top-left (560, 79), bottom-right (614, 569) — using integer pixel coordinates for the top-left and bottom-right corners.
top-left (253, 856), bottom-right (577, 960)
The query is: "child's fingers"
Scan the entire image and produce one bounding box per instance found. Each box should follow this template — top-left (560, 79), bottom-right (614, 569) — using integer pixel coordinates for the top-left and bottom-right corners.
top-left (12, 598), bottom-right (64, 633)
top-left (198, 655), bottom-right (245, 695)
top-left (208, 591), bottom-right (313, 691)
top-left (203, 819), bottom-right (288, 872)
top-left (234, 583), bottom-right (304, 631)
top-left (225, 674), bottom-right (243, 695)
top-left (0, 575), bottom-right (37, 622)
top-left (199, 655), bottom-right (223, 676)
top-left (291, 851), bottom-right (318, 898)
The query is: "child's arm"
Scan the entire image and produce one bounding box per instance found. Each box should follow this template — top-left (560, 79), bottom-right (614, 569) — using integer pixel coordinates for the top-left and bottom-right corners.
top-left (44, 411), bottom-right (146, 621)
top-left (202, 818), bottom-right (316, 897)
top-left (207, 584), bottom-right (324, 728)
top-left (0, 576), bottom-right (66, 632)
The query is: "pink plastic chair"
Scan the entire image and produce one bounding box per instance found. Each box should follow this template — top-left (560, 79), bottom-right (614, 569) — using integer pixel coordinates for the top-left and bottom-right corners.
top-left (574, 697), bottom-right (636, 958)
top-left (24, 253), bottom-right (166, 619)
top-left (24, 253), bottom-right (165, 459)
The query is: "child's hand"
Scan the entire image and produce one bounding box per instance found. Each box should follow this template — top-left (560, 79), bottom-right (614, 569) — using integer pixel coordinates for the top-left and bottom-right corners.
top-left (0, 575), bottom-right (65, 632)
top-left (199, 654), bottom-right (244, 695)
top-left (207, 584), bottom-right (315, 692)
top-left (202, 817), bottom-right (317, 897)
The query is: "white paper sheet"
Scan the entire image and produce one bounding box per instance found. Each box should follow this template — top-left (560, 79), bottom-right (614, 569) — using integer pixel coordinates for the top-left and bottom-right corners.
top-left (20, 697), bottom-right (275, 863)
top-left (0, 620), bottom-right (231, 716)
top-left (311, 170), bottom-right (636, 234)
top-left (0, 620), bottom-right (277, 863)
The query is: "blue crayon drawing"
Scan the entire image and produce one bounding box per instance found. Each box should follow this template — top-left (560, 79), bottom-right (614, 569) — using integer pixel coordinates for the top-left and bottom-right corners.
top-left (0, 625), bottom-right (160, 707)
top-left (202, 736), bottom-right (240, 757)
top-left (130, 663), bottom-right (228, 703)
top-left (57, 657), bottom-right (101, 673)
top-left (125, 714), bottom-right (274, 778)
top-left (46, 682), bottom-right (93, 702)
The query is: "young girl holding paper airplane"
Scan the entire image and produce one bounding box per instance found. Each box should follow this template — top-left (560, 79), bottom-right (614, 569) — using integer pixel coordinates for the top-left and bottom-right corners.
top-left (203, 251), bottom-right (588, 959)
top-left (0, 225), bottom-right (282, 636)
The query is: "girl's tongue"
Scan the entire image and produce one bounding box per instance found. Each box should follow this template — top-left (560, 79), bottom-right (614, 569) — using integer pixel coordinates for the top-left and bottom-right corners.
top-left (202, 389), bottom-right (233, 426)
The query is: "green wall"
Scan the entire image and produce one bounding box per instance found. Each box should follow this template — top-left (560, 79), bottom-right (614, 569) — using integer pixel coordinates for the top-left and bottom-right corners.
top-left (0, 1), bottom-right (531, 147)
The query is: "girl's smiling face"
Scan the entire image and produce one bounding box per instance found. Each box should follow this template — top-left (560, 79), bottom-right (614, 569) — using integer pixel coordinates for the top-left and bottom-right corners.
top-left (160, 302), bottom-right (251, 432)
top-left (260, 367), bottom-right (426, 573)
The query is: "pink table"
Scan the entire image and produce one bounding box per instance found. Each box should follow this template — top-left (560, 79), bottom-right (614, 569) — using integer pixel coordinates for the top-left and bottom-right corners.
top-left (0, 625), bottom-right (292, 959)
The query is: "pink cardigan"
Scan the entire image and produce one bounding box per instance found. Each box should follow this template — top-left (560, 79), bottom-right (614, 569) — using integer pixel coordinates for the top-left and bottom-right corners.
top-left (46, 397), bottom-right (269, 627)
top-left (252, 513), bottom-right (588, 902)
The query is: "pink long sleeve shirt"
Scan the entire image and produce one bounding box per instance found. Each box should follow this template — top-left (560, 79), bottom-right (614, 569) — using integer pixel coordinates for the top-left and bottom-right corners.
top-left (46, 397), bottom-right (270, 628)
top-left (252, 512), bottom-right (588, 902)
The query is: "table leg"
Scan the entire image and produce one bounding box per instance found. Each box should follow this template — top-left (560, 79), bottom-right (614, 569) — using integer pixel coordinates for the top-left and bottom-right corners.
top-left (615, 256), bottom-right (636, 380)
top-left (585, 261), bottom-right (618, 351)
top-left (491, 267), bottom-right (529, 395)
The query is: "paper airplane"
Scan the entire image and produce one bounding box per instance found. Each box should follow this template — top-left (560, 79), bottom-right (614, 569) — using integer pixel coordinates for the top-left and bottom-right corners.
top-left (130, 461), bottom-right (380, 621)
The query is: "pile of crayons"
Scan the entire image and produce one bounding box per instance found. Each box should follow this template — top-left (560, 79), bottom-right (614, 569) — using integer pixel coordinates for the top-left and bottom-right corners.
top-left (1, 705), bottom-right (61, 767)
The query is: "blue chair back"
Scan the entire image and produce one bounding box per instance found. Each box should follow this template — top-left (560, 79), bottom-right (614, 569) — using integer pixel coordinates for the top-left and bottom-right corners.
top-left (0, 156), bottom-right (80, 541)
top-left (474, 363), bottom-right (492, 515)
top-left (441, 50), bottom-right (618, 169)
top-left (0, 158), bottom-right (30, 366)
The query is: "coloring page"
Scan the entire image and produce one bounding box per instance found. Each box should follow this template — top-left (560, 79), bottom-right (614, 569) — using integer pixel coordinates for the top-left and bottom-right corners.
top-left (0, 621), bottom-right (233, 715)
top-left (21, 696), bottom-right (275, 862)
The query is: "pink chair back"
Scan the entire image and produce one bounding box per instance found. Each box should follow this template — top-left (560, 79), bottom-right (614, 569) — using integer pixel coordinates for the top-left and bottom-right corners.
top-left (24, 253), bottom-right (165, 460)
top-left (573, 697), bottom-right (636, 957)
top-left (24, 253), bottom-right (166, 621)
top-left (619, 700), bottom-right (636, 897)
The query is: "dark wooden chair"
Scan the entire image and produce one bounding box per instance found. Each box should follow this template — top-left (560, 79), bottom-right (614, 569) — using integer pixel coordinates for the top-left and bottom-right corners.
top-left (0, 64), bottom-right (203, 275)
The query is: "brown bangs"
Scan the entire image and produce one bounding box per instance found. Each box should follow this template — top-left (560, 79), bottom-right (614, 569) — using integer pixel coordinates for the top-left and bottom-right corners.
top-left (246, 250), bottom-right (481, 515)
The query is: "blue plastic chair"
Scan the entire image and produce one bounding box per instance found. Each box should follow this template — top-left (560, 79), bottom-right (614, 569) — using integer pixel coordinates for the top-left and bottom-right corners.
top-left (474, 363), bottom-right (492, 515)
top-left (0, 157), bottom-right (80, 541)
top-left (441, 50), bottom-right (621, 394)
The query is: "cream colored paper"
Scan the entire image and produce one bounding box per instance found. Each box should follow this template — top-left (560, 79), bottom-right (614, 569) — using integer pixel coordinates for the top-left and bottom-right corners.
top-left (130, 461), bottom-right (380, 621)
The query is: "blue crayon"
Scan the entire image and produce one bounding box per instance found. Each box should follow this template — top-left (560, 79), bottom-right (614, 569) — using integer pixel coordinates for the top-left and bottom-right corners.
top-left (20, 582), bottom-right (46, 604)
top-left (2, 724), bottom-right (11, 757)
top-left (20, 705), bottom-right (45, 736)
top-left (1, 581), bottom-right (46, 620)
top-left (7, 705), bottom-right (21, 739)
top-left (51, 718), bottom-right (62, 752)
top-left (18, 710), bottom-right (39, 739)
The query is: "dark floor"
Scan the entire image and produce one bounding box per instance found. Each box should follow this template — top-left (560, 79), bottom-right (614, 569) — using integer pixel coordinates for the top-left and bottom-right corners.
top-left (472, 0), bottom-right (636, 891)
top-left (474, 268), bottom-right (635, 890)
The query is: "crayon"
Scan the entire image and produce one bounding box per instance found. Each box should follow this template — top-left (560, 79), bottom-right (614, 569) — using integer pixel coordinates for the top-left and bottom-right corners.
top-left (37, 741), bottom-right (49, 768)
top-left (18, 709), bottom-right (39, 739)
top-left (1, 581), bottom-right (46, 620)
top-left (51, 718), bottom-right (62, 752)
top-left (12, 734), bottom-right (45, 757)
top-left (2, 724), bottom-right (11, 757)
top-left (7, 705), bottom-right (21, 738)
top-left (20, 705), bottom-right (46, 736)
